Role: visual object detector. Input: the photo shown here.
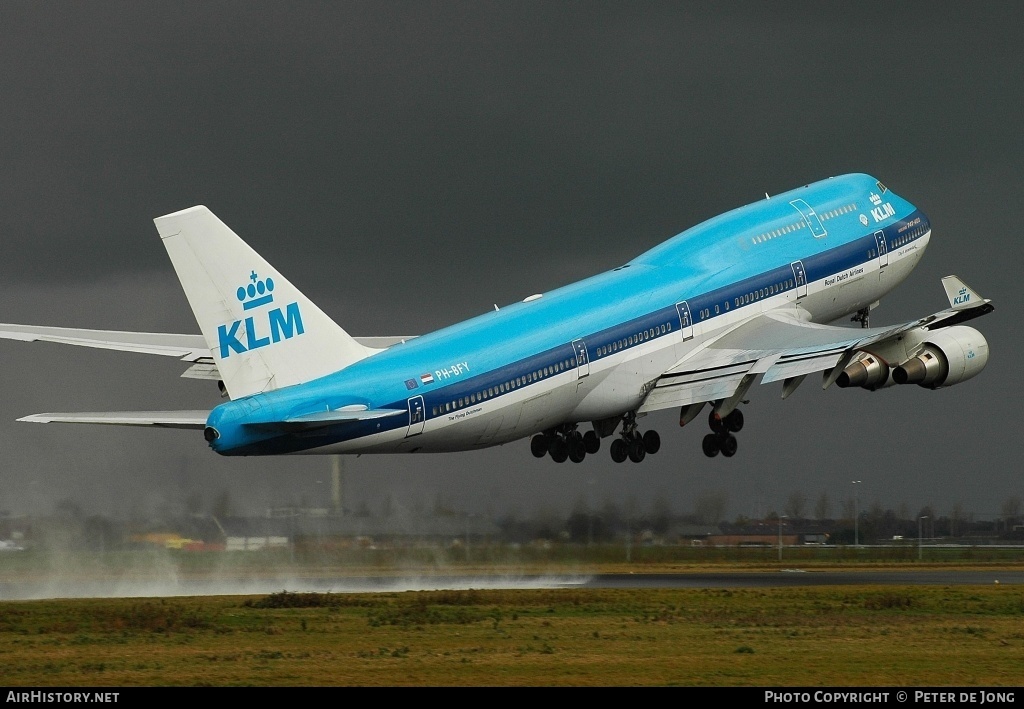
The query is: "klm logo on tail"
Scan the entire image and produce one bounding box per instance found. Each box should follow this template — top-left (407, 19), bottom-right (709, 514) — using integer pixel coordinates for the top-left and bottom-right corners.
top-left (953, 287), bottom-right (971, 306)
top-left (217, 271), bottom-right (305, 358)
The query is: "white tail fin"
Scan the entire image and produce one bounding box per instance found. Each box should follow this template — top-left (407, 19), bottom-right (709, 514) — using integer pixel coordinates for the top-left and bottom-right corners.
top-left (155, 206), bottom-right (373, 399)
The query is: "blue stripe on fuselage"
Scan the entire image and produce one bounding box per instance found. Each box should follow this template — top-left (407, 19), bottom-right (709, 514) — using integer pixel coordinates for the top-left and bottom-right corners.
top-left (207, 173), bottom-right (927, 455)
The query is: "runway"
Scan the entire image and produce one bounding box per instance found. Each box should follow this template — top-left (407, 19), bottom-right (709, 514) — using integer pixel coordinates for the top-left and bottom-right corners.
top-left (2, 569), bottom-right (1021, 600)
top-left (578, 570), bottom-right (1024, 588)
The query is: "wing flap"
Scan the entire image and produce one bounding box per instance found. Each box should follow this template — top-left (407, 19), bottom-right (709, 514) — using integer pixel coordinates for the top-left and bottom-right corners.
top-left (638, 363), bottom-right (751, 412)
top-left (760, 351), bottom-right (846, 384)
top-left (17, 411), bottom-right (210, 429)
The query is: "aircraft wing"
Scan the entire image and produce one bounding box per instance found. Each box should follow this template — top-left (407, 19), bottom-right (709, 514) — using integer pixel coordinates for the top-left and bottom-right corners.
top-left (17, 411), bottom-right (210, 429)
top-left (639, 275), bottom-right (994, 414)
top-left (0, 324), bottom-right (417, 380)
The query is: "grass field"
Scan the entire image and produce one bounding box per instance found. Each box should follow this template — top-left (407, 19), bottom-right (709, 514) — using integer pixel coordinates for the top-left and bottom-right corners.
top-left (1, 547), bottom-right (1023, 686)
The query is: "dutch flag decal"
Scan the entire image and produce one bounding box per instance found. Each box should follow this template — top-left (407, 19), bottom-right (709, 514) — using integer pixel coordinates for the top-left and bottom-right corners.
top-left (420, 373), bottom-right (435, 385)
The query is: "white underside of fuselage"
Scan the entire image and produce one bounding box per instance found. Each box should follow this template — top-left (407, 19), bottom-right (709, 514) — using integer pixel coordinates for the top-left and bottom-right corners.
top-left (290, 232), bottom-right (929, 456)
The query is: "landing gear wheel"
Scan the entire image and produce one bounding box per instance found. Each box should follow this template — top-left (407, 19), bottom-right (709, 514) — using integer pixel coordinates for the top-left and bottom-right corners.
top-left (720, 434), bottom-right (738, 457)
top-left (610, 438), bottom-right (628, 463)
top-left (583, 430), bottom-right (600, 454)
top-left (530, 434), bottom-right (549, 458)
top-left (628, 436), bottom-right (646, 463)
top-left (708, 411), bottom-right (726, 434)
top-left (568, 436), bottom-right (587, 463)
top-left (702, 433), bottom-right (720, 457)
top-left (549, 436), bottom-right (568, 463)
top-left (725, 409), bottom-right (744, 433)
top-left (642, 430), bottom-right (661, 455)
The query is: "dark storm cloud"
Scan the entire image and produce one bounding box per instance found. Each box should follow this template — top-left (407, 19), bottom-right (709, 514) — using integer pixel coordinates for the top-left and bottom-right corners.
top-left (1, 3), bottom-right (1021, 521)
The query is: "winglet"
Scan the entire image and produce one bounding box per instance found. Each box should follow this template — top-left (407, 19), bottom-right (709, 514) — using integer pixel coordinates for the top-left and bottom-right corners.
top-left (942, 276), bottom-right (986, 311)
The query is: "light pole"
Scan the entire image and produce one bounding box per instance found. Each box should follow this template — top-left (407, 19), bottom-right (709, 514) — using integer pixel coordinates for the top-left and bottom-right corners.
top-left (778, 514), bottom-right (788, 561)
top-left (852, 480), bottom-right (862, 547)
top-left (919, 515), bottom-right (928, 561)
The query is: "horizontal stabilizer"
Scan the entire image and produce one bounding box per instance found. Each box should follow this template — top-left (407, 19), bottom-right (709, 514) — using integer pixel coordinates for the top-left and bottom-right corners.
top-left (0, 324), bottom-right (209, 360)
top-left (17, 411), bottom-right (210, 429)
top-left (0, 324), bottom-right (416, 384)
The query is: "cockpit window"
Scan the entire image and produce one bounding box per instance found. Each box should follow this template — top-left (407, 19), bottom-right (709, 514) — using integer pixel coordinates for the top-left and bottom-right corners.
top-left (876, 181), bottom-right (888, 194)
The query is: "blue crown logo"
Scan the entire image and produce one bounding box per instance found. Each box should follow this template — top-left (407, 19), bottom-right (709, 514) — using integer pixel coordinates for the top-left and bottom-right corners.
top-left (236, 270), bottom-right (275, 310)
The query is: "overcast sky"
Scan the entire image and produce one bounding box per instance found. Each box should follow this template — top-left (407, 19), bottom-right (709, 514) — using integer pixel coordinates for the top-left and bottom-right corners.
top-left (1, 2), bottom-right (1020, 523)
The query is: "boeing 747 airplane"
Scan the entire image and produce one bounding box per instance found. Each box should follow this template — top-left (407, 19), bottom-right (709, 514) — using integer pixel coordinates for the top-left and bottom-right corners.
top-left (0, 174), bottom-right (993, 464)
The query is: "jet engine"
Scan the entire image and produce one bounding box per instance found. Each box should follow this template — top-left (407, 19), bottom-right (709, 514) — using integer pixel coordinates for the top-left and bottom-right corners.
top-left (836, 353), bottom-right (892, 390)
top-left (892, 326), bottom-right (989, 389)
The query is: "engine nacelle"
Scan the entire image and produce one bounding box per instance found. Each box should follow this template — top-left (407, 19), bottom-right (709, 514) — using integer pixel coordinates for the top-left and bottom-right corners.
top-left (836, 352), bottom-right (892, 390)
top-left (892, 326), bottom-right (989, 389)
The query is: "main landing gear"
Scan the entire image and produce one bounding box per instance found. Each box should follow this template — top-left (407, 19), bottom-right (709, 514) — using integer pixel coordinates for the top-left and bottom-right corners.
top-left (701, 408), bottom-right (743, 458)
top-left (609, 412), bottom-right (660, 464)
top-left (531, 424), bottom-right (601, 464)
top-left (530, 405), bottom-right (745, 463)
top-left (530, 413), bottom-right (660, 465)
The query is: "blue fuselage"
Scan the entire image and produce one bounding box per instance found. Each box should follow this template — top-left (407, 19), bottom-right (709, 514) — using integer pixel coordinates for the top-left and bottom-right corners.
top-left (206, 173), bottom-right (929, 455)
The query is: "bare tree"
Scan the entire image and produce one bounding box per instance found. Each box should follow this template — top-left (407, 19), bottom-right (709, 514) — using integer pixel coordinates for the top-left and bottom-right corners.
top-left (950, 502), bottom-right (965, 538)
top-left (211, 490), bottom-right (232, 520)
top-left (693, 491), bottom-right (728, 525)
top-left (814, 491), bottom-right (831, 520)
top-left (785, 491), bottom-right (807, 519)
top-left (840, 498), bottom-right (855, 521)
top-left (650, 490), bottom-right (673, 534)
top-left (1001, 496), bottom-right (1021, 530)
